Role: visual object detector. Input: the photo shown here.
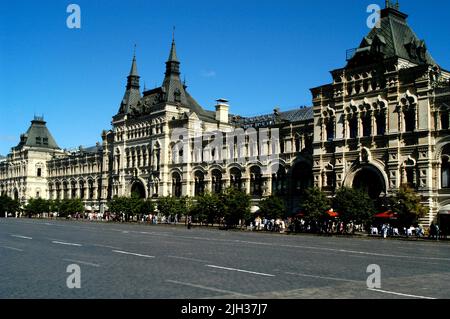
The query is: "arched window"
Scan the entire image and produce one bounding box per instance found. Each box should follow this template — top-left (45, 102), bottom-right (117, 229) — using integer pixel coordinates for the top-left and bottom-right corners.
top-left (326, 118), bottom-right (334, 141)
top-left (376, 111), bottom-right (386, 135)
top-left (362, 113), bottom-right (372, 137)
top-left (349, 116), bottom-right (358, 139)
top-left (442, 156), bottom-right (450, 189)
top-left (272, 167), bottom-right (286, 196)
top-left (250, 166), bottom-right (262, 197)
top-left (172, 172), bottom-right (182, 198)
top-left (404, 107), bottom-right (416, 132)
top-left (194, 171), bottom-right (205, 196)
top-left (230, 168), bottom-right (242, 190)
top-left (212, 170), bottom-right (222, 194)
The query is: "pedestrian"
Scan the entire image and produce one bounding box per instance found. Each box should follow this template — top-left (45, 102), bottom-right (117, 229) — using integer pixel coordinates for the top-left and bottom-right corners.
top-left (187, 215), bottom-right (192, 229)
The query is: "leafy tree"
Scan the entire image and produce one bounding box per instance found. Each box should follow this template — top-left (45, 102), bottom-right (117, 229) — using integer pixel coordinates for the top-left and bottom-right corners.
top-left (191, 192), bottom-right (222, 225)
top-left (390, 186), bottom-right (428, 227)
top-left (299, 188), bottom-right (330, 222)
top-left (157, 196), bottom-right (179, 218)
top-left (140, 200), bottom-right (155, 216)
top-left (219, 188), bottom-right (251, 228)
top-left (0, 195), bottom-right (20, 217)
top-left (333, 187), bottom-right (375, 227)
top-left (258, 196), bottom-right (286, 219)
top-left (24, 198), bottom-right (49, 217)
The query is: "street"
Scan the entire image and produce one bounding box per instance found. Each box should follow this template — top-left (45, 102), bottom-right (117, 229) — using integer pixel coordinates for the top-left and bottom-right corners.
top-left (0, 218), bottom-right (449, 299)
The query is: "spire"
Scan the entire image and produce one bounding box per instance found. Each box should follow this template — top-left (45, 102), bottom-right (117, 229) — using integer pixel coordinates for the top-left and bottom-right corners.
top-left (168, 29), bottom-right (179, 63)
top-left (129, 45), bottom-right (139, 76)
top-left (118, 50), bottom-right (142, 115)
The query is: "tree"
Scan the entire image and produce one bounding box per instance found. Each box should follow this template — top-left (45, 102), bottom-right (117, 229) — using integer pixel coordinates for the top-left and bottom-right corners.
top-left (299, 188), bottom-right (330, 222)
top-left (156, 196), bottom-right (179, 218)
top-left (390, 186), bottom-right (428, 227)
top-left (0, 195), bottom-right (20, 217)
top-left (24, 198), bottom-right (49, 217)
top-left (219, 188), bottom-right (251, 228)
top-left (258, 196), bottom-right (286, 220)
top-left (191, 192), bottom-right (222, 225)
top-left (333, 187), bottom-right (375, 227)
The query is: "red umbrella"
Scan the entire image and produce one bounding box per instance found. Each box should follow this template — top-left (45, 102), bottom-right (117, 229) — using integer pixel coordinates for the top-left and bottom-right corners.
top-left (295, 211), bottom-right (305, 217)
top-left (374, 211), bottom-right (398, 219)
top-left (326, 209), bottom-right (339, 218)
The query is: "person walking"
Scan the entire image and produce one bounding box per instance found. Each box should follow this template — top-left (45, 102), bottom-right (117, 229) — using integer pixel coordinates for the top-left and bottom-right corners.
top-left (187, 215), bottom-right (192, 230)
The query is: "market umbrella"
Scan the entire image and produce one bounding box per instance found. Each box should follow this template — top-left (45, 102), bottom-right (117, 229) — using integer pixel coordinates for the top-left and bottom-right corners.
top-left (374, 211), bottom-right (398, 219)
top-left (326, 209), bottom-right (339, 218)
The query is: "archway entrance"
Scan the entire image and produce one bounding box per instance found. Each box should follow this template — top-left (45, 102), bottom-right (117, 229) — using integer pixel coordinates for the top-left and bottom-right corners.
top-left (131, 181), bottom-right (146, 199)
top-left (352, 167), bottom-right (385, 199)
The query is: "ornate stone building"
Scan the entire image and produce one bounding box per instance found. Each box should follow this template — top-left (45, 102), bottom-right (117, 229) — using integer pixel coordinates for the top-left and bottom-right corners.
top-left (311, 4), bottom-right (450, 224)
top-left (0, 2), bottom-right (449, 225)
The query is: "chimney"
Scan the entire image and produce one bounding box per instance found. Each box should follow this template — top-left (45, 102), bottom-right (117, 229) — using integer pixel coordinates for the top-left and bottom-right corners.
top-left (215, 98), bottom-right (229, 123)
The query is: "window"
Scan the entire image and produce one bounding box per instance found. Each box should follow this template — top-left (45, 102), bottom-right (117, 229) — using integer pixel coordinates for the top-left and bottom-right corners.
top-left (37, 168), bottom-right (42, 177)
top-left (376, 112), bottom-right (386, 135)
top-left (326, 119), bottom-right (334, 141)
top-left (362, 114), bottom-right (371, 137)
top-left (349, 116), bottom-right (358, 139)
top-left (404, 108), bottom-right (415, 132)
top-left (442, 157), bottom-right (450, 189)
top-left (441, 112), bottom-right (449, 130)
top-left (43, 138), bottom-right (49, 145)
top-left (36, 137), bottom-right (41, 145)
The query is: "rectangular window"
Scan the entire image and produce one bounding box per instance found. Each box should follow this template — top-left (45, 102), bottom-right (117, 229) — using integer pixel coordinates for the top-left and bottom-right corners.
top-left (43, 138), bottom-right (49, 145)
top-left (36, 137), bottom-right (41, 145)
top-left (37, 168), bottom-right (42, 177)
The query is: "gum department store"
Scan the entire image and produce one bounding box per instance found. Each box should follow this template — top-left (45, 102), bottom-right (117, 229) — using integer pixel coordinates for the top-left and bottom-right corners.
top-left (1, 4), bottom-right (449, 226)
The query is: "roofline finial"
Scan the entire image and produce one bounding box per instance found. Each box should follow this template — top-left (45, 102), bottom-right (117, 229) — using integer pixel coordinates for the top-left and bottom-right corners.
top-left (172, 26), bottom-right (176, 43)
top-left (133, 44), bottom-right (137, 58)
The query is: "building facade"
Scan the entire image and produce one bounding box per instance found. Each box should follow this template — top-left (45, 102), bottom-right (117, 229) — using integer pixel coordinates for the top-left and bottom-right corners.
top-left (0, 3), bottom-right (449, 224)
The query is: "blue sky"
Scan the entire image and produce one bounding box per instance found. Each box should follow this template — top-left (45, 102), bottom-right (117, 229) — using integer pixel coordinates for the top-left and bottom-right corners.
top-left (0, 0), bottom-right (449, 155)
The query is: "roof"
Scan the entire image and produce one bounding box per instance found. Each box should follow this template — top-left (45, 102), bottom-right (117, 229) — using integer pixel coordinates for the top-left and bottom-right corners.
top-left (14, 117), bottom-right (60, 150)
top-left (233, 106), bottom-right (313, 128)
top-left (347, 7), bottom-right (437, 67)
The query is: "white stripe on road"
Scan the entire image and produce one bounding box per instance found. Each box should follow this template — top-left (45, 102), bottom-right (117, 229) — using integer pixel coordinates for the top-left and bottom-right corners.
top-left (166, 280), bottom-right (255, 298)
top-left (285, 271), bottom-right (361, 283)
top-left (1, 246), bottom-right (24, 252)
top-left (167, 255), bottom-right (210, 263)
top-left (112, 250), bottom-right (155, 258)
top-left (11, 235), bottom-right (32, 240)
top-left (91, 244), bottom-right (123, 250)
top-left (368, 288), bottom-right (436, 300)
top-left (63, 259), bottom-right (100, 267)
top-left (52, 241), bottom-right (82, 247)
top-left (206, 265), bottom-right (275, 277)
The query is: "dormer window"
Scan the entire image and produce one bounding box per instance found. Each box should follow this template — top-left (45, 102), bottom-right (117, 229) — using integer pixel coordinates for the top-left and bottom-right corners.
top-left (36, 137), bottom-right (41, 145)
top-left (43, 137), bottom-right (49, 145)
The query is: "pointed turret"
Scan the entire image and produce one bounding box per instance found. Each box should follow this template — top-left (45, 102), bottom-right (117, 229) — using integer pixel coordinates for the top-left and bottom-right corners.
top-left (118, 52), bottom-right (142, 114)
top-left (347, 1), bottom-right (437, 68)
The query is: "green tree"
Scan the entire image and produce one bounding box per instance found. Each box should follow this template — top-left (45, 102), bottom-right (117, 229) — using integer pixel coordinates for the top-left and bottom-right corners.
top-left (299, 188), bottom-right (330, 222)
top-left (333, 187), bottom-right (375, 230)
top-left (157, 196), bottom-right (179, 218)
top-left (390, 186), bottom-right (428, 227)
top-left (0, 195), bottom-right (20, 217)
top-left (219, 188), bottom-right (251, 229)
top-left (258, 196), bottom-right (286, 220)
top-left (24, 198), bottom-right (49, 217)
top-left (191, 192), bottom-right (222, 226)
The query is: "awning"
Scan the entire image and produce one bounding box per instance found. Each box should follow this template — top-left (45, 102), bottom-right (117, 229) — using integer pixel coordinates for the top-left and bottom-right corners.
top-left (374, 211), bottom-right (398, 219)
top-left (326, 209), bottom-right (339, 218)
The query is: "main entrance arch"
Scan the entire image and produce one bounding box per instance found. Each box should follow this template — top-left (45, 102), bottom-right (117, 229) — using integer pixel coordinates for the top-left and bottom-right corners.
top-left (131, 181), bottom-right (146, 199)
top-left (351, 166), bottom-right (386, 199)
